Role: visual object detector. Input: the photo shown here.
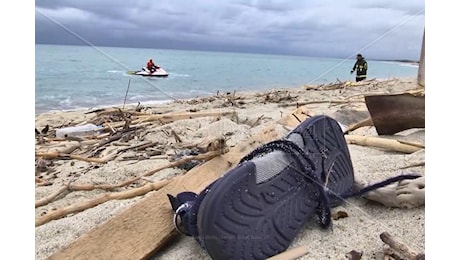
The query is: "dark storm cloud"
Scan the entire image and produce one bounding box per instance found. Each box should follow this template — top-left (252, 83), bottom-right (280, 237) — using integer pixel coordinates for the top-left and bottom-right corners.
top-left (35, 0), bottom-right (425, 60)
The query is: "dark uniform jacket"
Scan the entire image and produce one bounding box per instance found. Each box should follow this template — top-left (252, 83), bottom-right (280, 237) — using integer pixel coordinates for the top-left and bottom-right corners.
top-left (352, 59), bottom-right (368, 78)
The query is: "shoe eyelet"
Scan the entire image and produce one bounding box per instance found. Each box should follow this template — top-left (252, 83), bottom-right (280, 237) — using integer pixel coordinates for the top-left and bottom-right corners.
top-left (173, 202), bottom-right (192, 236)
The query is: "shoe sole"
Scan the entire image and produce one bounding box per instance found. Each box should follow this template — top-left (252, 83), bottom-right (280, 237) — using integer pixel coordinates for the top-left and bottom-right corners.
top-left (197, 115), bottom-right (354, 259)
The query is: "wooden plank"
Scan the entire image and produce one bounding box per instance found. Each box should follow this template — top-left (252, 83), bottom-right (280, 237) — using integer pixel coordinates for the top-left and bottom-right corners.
top-left (277, 106), bottom-right (312, 128)
top-left (48, 125), bottom-right (281, 260)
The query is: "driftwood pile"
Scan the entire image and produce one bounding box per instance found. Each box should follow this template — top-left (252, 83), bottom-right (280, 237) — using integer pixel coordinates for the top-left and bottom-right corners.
top-left (36, 78), bottom-right (425, 259)
top-left (35, 107), bottom-right (236, 227)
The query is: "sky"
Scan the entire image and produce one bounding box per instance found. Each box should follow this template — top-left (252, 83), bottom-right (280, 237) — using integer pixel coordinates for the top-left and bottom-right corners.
top-left (35, 0), bottom-right (425, 60)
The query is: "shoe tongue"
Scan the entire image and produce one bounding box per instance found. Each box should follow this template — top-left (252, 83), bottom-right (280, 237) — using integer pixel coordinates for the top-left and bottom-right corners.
top-left (167, 181), bottom-right (217, 238)
top-left (252, 133), bottom-right (304, 184)
top-left (167, 192), bottom-right (198, 211)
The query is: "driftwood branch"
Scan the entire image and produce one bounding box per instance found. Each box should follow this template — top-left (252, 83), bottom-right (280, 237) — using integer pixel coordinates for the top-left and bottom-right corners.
top-left (35, 179), bottom-right (170, 227)
top-left (266, 245), bottom-right (309, 260)
top-left (35, 149), bottom-right (225, 210)
top-left (278, 99), bottom-right (363, 108)
top-left (35, 184), bottom-right (70, 208)
top-left (66, 149), bottom-right (226, 192)
top-left (35, 152), bottom-right (107, 164)
top-left (345, 135), bottom-right (424, 153)
top-left (380, 232), bottom-right (425, 260)
top-left (102, 110), bottom-right (236, 129)
top-left (250, 114), bottom-right (265, 128)
top-left (344, 117), bottom-right (373, 134)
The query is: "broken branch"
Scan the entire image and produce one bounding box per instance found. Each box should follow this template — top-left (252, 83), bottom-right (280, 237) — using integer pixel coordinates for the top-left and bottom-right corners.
top-left (380, 232), bottom-right (425, 260)
top-left (35, 179), bottom-right (170, 227)
top-left (345, 135), bottom-right (423, 154)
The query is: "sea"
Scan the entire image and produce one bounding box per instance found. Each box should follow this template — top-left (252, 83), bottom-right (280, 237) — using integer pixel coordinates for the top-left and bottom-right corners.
top-left (35, 44), bottom-right (419, 115)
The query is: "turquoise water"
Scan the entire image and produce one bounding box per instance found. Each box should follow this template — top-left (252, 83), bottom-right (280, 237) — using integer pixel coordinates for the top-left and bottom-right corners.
top-left (35, 44), bottom-right (418, 114)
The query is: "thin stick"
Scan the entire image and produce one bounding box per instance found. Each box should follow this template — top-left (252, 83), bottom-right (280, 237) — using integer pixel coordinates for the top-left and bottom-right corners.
top-left (123, 78), bottom-right (131, 110)
top-left (344, 116), bottom-right (373, 133)
top-left (66, 149), bottom-right (225, 191)
top-left (35, 152), bottom-right (107, 164)
top-left (35, 184), bottom-right (70, 208)
top-left (35, 179), bottom-right (170, 227)
top-left (345, 135), bottom-right (423, 154)
top-left (266, 245), bottom-right (309, 260)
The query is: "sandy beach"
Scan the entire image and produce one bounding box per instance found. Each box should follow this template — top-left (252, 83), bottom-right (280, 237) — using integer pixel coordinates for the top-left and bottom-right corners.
top-left (35, 77), bottom-right (425, 260)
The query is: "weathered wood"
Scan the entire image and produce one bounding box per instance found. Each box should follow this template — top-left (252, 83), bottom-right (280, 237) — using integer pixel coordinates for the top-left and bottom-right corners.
top-left (344, 117), bottom-right (373, 133)
top-left (35, 184), bottom-right (69, 208)
top-left (417, 30), bottom-right (425, 87)
top-left (278, 99), bottom-right (363, 108)
top-left (380, 232), bottom-right (425, 260)
top-left (277, 106), bottom-right (312, 128)
top-left (345, 135), bottom-right (423, 153)
top-left (364, 94), bottom-right (425, 135)
top-left (47, 125), bottom-right (280, 260)
top-left (36, 179), bottom-right (170, 227)
top-left (101, 110), bottom-right (236, 129)
top-left (266, 245), bottom-right (309, 260)
top-left (35, 152), bottom-right (107, 164)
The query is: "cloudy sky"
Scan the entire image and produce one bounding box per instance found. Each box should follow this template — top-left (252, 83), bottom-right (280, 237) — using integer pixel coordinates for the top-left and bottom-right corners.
top-left (35, 0), bottom-right (425, 60)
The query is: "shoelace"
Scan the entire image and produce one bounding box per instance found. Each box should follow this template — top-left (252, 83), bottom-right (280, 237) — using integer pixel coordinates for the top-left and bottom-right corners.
top-left (170, 138), bottom-right (421, 236)
top-left (239, 138), bottom-right (333, 227)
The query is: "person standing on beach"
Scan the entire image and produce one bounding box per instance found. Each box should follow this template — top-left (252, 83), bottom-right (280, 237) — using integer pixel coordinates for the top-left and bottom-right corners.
top-left (350, 54), bottom-right (368, 82)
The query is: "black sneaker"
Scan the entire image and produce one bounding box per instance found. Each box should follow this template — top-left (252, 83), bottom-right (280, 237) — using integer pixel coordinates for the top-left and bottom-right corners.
top-left (167, 115), bottom-right (419, 259)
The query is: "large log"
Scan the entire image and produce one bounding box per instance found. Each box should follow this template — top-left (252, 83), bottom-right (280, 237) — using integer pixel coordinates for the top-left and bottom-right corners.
top-left (47, 125), bottom-right (281, 260)
top-left (364, 94), bottom-right (425, 135)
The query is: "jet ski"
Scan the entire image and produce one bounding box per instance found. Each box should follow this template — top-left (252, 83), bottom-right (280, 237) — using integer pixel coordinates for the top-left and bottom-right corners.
top-left (127, 66), bottom-right (169, 77)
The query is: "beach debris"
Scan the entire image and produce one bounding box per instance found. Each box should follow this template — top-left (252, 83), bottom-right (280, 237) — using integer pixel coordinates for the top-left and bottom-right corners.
top-left (43, 125), bottom-right (280, 260)
top-left (35, 149), bottom-right (227, 210)
top-left (332, 210), bottom-right (349, 220)
top-left (364, 93), bottom-right (425, 135)
top-left (41, 124), bottom-right (50, 134)
top-left (36, 78), bottom-right (424, 259)
top-left (262, 90), bottom-right (298, 104)
top-left (171, 148), bottom-right (202, 171)
top-left (35, 106), bottom-right (236, 226)
top-left (345, 250), bottom-right (363, 260)
top-left (35, 152), bottom-right (108, 164)
top-left (277, 106), bottom-right (312, 128)
top-left (379, 231), bottom-right (425, 260)
top-left (266, 245), bottom-right (309, 260)
top-left (345, 135), bottom-right (424, 154)
top-left (35, 179), bottom-right (171, 227)
top-left (55, 123), bottom-right (102, 139)
top-left (278, 98), bottom-right (364, 108)
top-left (35, 158), bottom-right (54, 173)
top-left (383, 245), bottom-right (403, 260)
top-left (35, 176), bottom-right (53, 186)
top-left (35, 183), bottom-right (71, 208)
top-left (171, 129), bottom-right (182, 143)
top-left (239, 114), bottom-right (266, 128)
top-left (304, 78), bottom-right (378, 91)
top-left (400, 161), bottom-right (425, 169)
